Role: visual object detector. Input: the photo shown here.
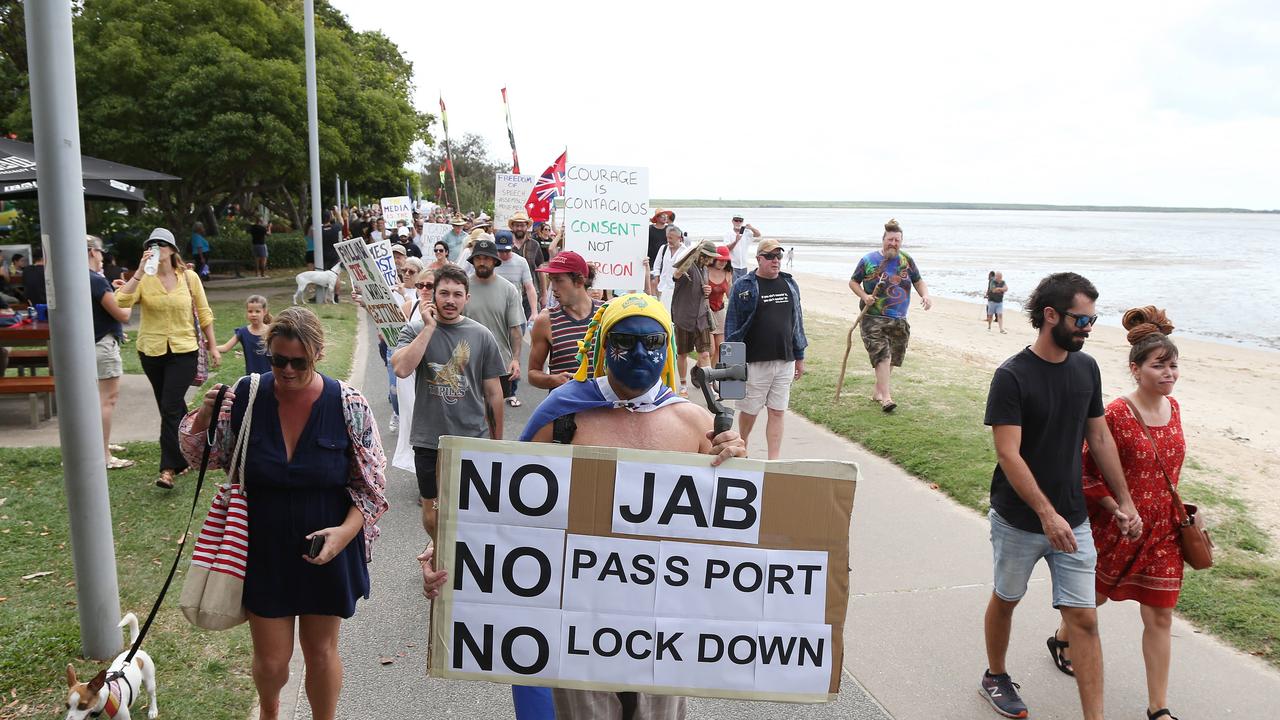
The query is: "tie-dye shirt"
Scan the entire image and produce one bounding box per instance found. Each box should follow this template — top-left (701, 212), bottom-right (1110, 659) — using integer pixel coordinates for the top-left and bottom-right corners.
top-left (851, 250), bottom-right (922, 319)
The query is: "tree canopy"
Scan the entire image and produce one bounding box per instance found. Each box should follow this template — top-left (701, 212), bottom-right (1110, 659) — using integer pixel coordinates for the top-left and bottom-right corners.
top-left (1, 0), bottom-right (431, 229)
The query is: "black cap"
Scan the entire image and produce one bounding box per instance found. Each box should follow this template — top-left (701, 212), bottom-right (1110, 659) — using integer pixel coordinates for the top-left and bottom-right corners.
top-left (469, 238), bottom-right (503, 265)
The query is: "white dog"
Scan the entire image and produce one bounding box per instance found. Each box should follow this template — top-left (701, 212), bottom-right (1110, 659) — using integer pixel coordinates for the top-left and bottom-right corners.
top-left (63, 613), bottom-right (158, 720)
top-left (293, 262), bottom-right (344, 305)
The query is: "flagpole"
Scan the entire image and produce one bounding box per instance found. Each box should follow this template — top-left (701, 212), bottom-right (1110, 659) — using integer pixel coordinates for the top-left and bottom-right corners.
top-left (502, 86), bottom-right (520, 174)
top-left (439, 93), bottom-right (462, 211)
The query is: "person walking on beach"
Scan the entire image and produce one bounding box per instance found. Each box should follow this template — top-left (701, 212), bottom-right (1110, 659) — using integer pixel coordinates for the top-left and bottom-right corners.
top-left (419, 292), bottom-right (747, 720)
top-left (649, 225), bottom-right (689, 313)
top-left (528, 251), bottom-right (601, 390)
top-left (981, 271), bottom-right (1142, 720)
top-left (391, 265), bottom-right (505, 540)
top-left (724, 215), bottom-right (760, 281)
top-left (1049, 306), bottom-right (1188, 720)
top-left (647, 208), bottom-right (674, 265)
top-left (725, 238), bottom-right (807, 460)
top-left (670, 240), bottom-right (719, 395)
top-left (987, 272), bottom-right (1008, 333)
top-left (848, 218), bottom-right (932, 412)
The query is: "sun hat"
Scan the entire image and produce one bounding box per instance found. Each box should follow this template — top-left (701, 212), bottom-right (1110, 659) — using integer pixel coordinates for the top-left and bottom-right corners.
top-left (537, 251), bottom-right (589, 276)
top-left (650, 208), bottom-right (675, 223)
top-left (695, 240), bottom-right (719, 257)
top-left (507, 211), bottom-right (532, 228)
top-left (757, 238), bottom-right (783, 255)
top-left (450, 215), bottom-right (466, 226)
top-left (390, 243), bottom-right (407, 256)
top-left (469, 238), bottom-right (502, 265)
top-left (715, 245), bottom-right (731, 262)
top-left (145, 228), bottom-right (178, 249)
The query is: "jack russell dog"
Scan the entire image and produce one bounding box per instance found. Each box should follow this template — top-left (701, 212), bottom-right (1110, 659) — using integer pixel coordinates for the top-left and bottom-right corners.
top-left (63, 613), bottom-right (157, 720)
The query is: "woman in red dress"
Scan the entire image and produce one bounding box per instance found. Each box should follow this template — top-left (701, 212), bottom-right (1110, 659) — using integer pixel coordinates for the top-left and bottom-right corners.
top-left (1050, 306), bottom-right (1185, 720)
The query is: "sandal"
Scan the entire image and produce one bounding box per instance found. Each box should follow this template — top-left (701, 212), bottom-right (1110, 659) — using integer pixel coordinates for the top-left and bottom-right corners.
top-left (155, 470), bottom-right (175, 490)
top-left (106, 456), bottom-right (135, 470)
top-left (1046, 632), bottom-right (1074, 676)
top-left (1147, 709), bottom-right (1178, 720)
top-left (108, 443), bottom-right (126, 453)
top-left (880, 399), bottom-right (897, 413)
top-left (506, 396), bottom-right (523, 408)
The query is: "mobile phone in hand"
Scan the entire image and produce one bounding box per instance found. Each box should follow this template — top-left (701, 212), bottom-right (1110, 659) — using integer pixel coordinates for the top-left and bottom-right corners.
top-left (306, 535), bottom-right (324, 558)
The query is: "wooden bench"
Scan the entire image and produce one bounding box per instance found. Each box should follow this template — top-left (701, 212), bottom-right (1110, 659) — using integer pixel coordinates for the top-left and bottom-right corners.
top-left (6, 348), bottom-right (49, 376)
top-left (0, 376), bottom-right (55, 428)
top-left (206, 259), bottom-right (244, 278)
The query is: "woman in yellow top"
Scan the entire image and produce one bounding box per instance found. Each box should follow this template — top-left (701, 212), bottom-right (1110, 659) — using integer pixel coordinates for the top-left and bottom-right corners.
top-left (115, 228), bottom-right (220, 488)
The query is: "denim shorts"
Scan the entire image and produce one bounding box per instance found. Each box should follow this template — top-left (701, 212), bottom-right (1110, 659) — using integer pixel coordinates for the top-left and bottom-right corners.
top-left (989, 508), bottom-right (1096, 608)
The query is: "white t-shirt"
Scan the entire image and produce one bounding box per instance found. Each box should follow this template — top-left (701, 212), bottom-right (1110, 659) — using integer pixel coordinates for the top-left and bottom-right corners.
top-left (651, 240), bottom-right (691, 295)
top-left (724, 228), bottom-right (757, 269)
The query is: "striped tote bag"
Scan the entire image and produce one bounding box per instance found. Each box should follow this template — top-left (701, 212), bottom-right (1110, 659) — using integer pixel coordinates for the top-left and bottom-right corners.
top-left (180, 373), bottom-right (260, 630)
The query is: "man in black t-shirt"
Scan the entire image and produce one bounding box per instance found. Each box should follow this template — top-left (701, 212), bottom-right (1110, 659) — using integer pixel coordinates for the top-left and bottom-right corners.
top-left (647, 208), bottom-right (673, 265)
top-left (723, 239), bottom-right (807, 460)
top-left (979, 272), bottom-right (1140, 720)
top-left (248, 219), bottom-right (269, 278)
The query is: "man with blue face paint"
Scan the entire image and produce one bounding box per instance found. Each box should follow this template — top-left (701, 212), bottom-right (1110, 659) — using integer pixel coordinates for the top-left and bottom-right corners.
top-left (419, 292), bottom-right (747, 720)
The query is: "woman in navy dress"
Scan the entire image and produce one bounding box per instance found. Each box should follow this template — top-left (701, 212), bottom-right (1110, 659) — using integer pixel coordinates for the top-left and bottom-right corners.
top-left (182, 306), bottom-right (387, 720)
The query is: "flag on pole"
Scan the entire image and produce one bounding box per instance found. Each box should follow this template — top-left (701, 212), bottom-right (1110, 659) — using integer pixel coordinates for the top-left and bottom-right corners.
top-left (524, 150), bottom-right (567, 222)
top-left (439, 94), bottom-right (460, 209)
top-left (501, 87), bottom-right (520, 174)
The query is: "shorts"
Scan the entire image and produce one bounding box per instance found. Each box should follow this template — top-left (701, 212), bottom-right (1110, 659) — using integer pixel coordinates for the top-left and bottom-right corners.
top-left (860, 314), bottom-right (910, 368)
top-left (675, 326), bottom-right (711, 355)
top-left (710, 306), bottom-right (727, 333)
top-left (95, 335), bottom-right (123, 380)
top-left (987, 300), bottom-right (1003, 316)
top-left (252, 244), bottom-right (268, 259)
top-left (989, 509), bottom-right (1097, 609)
top-left (414, 446), bottom-right (439, 499)
top-left (305, 250), bottom-right (315, 265)
top-left (737, 359), bottom-right (795, 415)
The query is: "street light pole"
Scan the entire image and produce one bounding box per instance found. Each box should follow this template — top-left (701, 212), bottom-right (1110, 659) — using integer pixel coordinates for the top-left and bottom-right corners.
top-left (304, 0), bottom-right (323, 264)
top-left (25, 0), bottom-right (123, 660)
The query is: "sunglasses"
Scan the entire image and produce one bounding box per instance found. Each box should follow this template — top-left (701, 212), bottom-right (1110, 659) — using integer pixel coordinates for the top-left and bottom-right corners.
top-left (434, 248), bottom-right (447, 253)
top-left (268, 353), bottom-right (309, 371)
top-left (1062, 310), bottom-right (1099, 329)
top-left (399, 269), bottom-right (418, 278)
top-left (758, 251), bottom-right (783, 261)
top-left (144, 240), bottom-right (168, 249)
top-left (606, 331), bottom-right (668, 353)
top-left (415, 282), bottom-right (434, 290)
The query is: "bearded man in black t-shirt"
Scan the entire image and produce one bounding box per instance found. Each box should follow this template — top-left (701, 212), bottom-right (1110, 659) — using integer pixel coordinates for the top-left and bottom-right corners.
top-left (723, 239), bottom-right (807, 460)
top-left (978, 271), bottom-right (1141, 720)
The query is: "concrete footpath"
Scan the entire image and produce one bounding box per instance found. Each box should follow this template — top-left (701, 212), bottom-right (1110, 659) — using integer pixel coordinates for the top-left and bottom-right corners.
top-left (286, 315), bottom-right (1280, 719)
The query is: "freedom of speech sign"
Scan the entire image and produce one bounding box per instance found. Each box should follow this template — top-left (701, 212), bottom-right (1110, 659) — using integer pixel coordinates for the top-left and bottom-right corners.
top-left (428, 437), bottom-right (857, 703)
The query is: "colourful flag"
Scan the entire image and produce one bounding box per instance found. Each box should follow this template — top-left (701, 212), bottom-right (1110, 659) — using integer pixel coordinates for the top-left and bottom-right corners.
top-left (524, 150), bottom-right (567, 222)
top-left (501, 87), bottom-right (520, 174)
top-left (439, 94), bottom-right (459, 208)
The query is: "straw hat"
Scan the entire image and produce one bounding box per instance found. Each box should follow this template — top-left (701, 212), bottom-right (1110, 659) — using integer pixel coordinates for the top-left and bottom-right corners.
top-left (507, 211), bottom-right (532, 228)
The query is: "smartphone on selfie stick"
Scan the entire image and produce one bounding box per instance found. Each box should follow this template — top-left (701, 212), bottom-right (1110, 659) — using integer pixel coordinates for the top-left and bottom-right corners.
top-left (690, 342), bottom-right (748, 435)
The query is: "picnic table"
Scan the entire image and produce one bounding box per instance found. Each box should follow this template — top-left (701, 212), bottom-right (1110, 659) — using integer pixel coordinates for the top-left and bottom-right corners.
top-left (0, 320), bottom-right (55, 427)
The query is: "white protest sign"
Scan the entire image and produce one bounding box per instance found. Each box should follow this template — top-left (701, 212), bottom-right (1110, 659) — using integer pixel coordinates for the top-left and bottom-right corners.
top-left (563, 164), bottom-right (649, 290)
top-left (334, 238), bottom-right (405, 345)
top-left (367, 239), bottom-right (400, 289)
top-left (430, 437), bottom-right (858, 703)
top-left (494, 173), bottom-right (537, 229)
top-left (421, 222), bottom-right (450, 254)
top-left (380, 195), bottom-right (413, 226)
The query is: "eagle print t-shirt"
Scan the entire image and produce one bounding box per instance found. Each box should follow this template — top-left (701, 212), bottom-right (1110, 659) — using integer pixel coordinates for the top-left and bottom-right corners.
top-left (397, 316), bottom-right (505, 449)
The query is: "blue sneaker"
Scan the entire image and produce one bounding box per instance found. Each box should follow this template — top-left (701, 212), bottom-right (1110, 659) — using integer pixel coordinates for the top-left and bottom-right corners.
top-left (980, 670), bottom-right (1028, 718)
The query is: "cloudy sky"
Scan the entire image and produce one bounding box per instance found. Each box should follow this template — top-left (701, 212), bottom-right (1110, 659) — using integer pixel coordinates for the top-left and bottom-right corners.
top-left (332, 0), bottom-right (1278, 209)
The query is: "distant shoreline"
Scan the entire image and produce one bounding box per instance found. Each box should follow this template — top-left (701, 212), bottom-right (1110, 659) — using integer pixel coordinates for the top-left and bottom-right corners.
top-left (652, 199), bottom-right (1280, 214)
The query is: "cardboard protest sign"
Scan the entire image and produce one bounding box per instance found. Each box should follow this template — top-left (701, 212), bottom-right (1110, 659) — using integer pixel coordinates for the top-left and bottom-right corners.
top-left (380, 195), bottom-right (414, 227)
top-left (429, 436), bottom-right (857, 703)
top-left (563, 164), bottom-right (649, 290)
top-left (494, 173), bottom-right (537, 229)
top-left (334, 238), bottom-right (405, 345)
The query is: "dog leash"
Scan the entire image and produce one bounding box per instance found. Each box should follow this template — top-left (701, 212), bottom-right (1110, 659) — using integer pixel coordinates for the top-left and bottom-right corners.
top-left (88, 386), bottom-right (230, 692)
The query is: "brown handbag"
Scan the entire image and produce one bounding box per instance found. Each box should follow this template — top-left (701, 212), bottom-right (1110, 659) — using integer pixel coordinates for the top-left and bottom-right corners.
top-left (1122, 398), bottom-right (1214, 570)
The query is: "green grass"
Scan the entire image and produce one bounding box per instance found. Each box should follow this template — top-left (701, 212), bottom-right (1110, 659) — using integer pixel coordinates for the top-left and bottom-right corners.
top-left (0, 279), bottom-right (362, 717)
top-left (791, 316), bottom-right (1280, 667)
top-left (0, 445), bottom-right (254, 719)
top-left (120, 282), bottom-right (360, 401)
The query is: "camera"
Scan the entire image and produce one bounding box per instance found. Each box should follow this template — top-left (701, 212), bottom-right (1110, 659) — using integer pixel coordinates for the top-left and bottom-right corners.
top-left (690, 342), bottom-right (748, 434)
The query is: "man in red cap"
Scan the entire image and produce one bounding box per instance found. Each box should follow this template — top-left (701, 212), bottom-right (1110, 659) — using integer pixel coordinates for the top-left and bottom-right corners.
top-left (528, 251), bottom-right (603, 389)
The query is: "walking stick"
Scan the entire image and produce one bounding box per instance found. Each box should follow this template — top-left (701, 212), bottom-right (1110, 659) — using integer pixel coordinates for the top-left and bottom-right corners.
top-left (834, 281), bottom-right (885, 400)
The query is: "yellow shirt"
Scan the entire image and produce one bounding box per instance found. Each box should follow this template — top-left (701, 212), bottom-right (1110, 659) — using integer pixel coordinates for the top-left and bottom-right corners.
top-left (115, 269), bottom-right (214, 356)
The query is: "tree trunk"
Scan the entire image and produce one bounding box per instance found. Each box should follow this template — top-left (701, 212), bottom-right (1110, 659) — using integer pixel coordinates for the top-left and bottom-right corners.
top-left (281, 185), bottom-right (302, 231)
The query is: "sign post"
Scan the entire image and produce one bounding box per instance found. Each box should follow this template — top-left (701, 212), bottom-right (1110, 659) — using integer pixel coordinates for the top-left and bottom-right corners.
top-left (563, 164), bottom-right (649, 290)
top-left (428, 437), bottom-right (857, 703)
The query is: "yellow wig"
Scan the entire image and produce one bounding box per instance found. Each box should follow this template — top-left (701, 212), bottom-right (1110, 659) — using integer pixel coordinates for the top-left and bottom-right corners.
top-left (573, 293), bottom-right (679, 390)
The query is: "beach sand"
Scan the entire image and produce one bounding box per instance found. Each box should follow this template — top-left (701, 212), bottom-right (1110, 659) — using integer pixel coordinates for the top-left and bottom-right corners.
top-left (791, 271), bottom-right (1280, 548)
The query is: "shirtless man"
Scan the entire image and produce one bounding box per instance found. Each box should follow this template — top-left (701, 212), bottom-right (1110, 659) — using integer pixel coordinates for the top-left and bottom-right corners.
top-left (528, 251), bottom-right (601, 390)
top-left (420, 292), bottom-right (746, 719)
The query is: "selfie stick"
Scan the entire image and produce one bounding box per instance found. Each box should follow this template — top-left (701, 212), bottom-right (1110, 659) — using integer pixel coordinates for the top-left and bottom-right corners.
top-left (691, 362), bottom-right (748, 435)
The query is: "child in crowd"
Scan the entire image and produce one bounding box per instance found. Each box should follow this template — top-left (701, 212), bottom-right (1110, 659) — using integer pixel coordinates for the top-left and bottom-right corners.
top-left (217, 294), bottom-right (272, 375)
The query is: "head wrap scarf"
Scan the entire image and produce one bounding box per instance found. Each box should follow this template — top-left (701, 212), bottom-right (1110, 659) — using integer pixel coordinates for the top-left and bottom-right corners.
top-left (573, 292), bottom-right (680, 391)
